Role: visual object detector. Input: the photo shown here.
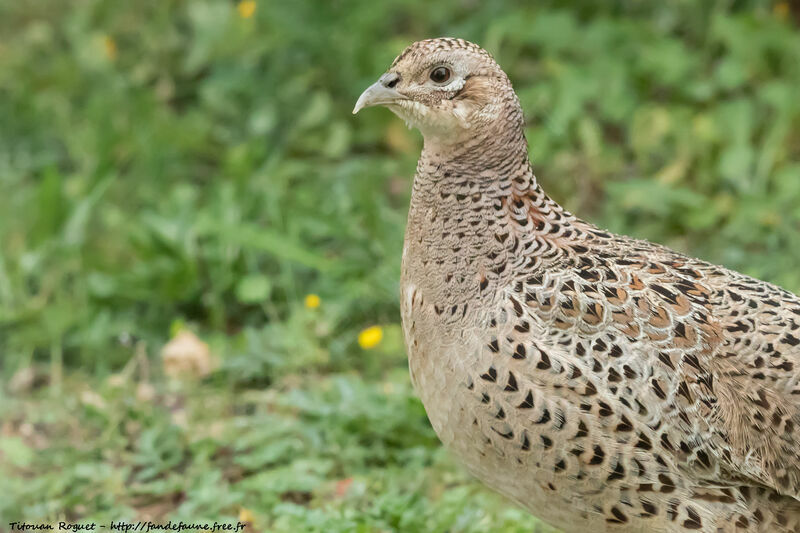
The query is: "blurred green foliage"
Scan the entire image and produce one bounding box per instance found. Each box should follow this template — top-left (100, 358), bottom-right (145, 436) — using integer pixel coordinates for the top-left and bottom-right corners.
top-left (1, 0), bottom-right (799, 530)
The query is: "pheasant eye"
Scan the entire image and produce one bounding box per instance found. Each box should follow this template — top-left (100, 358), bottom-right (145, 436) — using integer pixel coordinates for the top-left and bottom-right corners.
top-left (430, 66), bottom-right (451, 84)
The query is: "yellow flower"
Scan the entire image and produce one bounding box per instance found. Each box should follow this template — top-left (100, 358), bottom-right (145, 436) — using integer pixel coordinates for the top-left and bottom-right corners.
top-left (358, 326), bottom-right (383, 349)
top-left (238, 507), bottom-right (255, 524)
top-left (304, 294), bottom-right (321, 309)
top-left (237, 0), bottom-right (256, 19)
top-left (774, 2), bottom-right (789, 19)
top-left (103, 35), bottom-right (117, 61)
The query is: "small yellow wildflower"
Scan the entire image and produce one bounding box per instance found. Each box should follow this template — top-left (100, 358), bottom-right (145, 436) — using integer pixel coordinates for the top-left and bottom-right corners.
top-left (304, 294), bottom-right (321, 309)
top-left (358, 325), bottom-right (383, 349)
top-left (760, 211), bottom-right (781, 227)
top-left (774, 2), bottom-right (790, 19)
top-left (238, 507), bottom-right (255, 524)
top-left (237, 0), bottom-right (256, 19)
top-left (103, 35), bottom-right (117, 61)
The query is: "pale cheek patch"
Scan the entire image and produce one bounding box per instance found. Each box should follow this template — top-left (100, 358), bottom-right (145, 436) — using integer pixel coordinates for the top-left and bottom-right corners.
top-left (450, 102), bottom-right (473, 129)
top-left (419, 102), bottom-right (473, 135)
top-left (390, 80), bottom-right (496, 138)
top-left (393, 100), bottom-right (432, 129)
top-left (394, 100), bottom-right (461, 134)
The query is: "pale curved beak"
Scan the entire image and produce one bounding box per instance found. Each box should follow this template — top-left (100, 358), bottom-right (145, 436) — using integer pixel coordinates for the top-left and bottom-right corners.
top-left (353, 74), bottom-right (405, 114)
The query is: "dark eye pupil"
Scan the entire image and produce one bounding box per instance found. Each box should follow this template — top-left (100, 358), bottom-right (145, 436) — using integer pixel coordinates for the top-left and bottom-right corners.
top-left (430, 67), bottom-right (450, 83)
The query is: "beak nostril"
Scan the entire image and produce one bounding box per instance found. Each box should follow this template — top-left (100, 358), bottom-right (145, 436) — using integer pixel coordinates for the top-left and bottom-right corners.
top-left (381, 73), bottom-right (400, 89)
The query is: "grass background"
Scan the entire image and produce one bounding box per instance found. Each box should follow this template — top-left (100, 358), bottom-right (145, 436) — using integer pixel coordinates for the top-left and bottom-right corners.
top-left (1, 0), bottom-right (800, 531)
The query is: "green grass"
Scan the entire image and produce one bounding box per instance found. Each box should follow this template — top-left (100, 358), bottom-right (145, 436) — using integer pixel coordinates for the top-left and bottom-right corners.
top-left (1, 0), bottom-right (799, 530)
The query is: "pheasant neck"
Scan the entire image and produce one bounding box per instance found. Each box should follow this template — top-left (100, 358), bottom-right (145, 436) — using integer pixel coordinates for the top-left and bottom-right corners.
top-left (404, 127), bottom-right (574, 305)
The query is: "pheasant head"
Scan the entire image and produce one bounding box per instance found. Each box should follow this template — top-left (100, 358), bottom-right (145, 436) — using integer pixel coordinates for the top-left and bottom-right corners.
top-left (353, 38), bottom-right (524, 148)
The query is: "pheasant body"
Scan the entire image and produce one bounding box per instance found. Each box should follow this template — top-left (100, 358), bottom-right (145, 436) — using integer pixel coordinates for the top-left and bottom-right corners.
top-left (357, 38), bottom-right (800, 532)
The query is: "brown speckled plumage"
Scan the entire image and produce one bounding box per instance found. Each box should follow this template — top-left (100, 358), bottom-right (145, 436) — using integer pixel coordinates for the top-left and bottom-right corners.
top-left (354, 38), bottom-right (800, 532)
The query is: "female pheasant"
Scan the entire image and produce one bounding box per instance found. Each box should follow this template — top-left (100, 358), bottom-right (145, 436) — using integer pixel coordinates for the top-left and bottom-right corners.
top-left (353, 38), bottom-right (800, 532)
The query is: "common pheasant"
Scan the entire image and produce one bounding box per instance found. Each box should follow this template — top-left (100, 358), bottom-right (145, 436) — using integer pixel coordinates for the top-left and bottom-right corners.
top-left (353, 38), bottom-right (800, 532)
